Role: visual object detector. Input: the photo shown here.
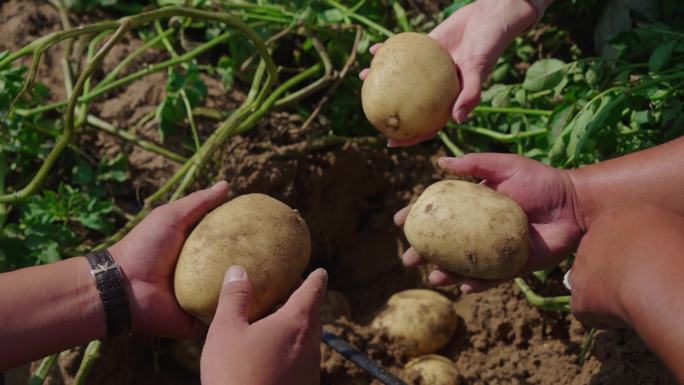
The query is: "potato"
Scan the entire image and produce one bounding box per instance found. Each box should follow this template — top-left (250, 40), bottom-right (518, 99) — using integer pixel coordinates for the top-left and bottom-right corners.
top-left (320, 290), bottom-right (352, 323)
top-left (403, 355), bottom-right (461, 385)
top-left (404, 180), bottom-right (529, 280)
top-left (174, 193), bottom-right (311, 323)
top-left (370, 289), bottom-right (457, 356)
top-left (361, 32), bottom-right (460, 140)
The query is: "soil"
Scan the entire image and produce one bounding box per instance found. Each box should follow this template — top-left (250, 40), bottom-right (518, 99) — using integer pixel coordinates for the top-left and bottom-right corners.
top-left (1, 1), bottom-right (678, 385)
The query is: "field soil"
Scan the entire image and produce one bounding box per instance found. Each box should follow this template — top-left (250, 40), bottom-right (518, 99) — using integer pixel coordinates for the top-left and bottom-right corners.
top-left (1, 1), bottom-right (677, 384)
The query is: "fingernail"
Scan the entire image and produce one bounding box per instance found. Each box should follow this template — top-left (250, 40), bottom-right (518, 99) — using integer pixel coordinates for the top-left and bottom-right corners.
top-left (310, 268), bottom-right (328, 283)
top-left (225, 265), bottom-right (246, 284)
top-left (437, 157), bottom-right (451, 168)
top-left (454, 108), bottom-right (466, 123)
top-left (211, 180), bottom-right (227, 191)
top-left (460, 284), bottom-right (473, 294)
top-left (387, 140), bottom-right (397, 148)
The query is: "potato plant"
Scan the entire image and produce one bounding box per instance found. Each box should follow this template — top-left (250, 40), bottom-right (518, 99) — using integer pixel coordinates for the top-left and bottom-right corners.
top-left (0, 0), bottom-right (683, 383)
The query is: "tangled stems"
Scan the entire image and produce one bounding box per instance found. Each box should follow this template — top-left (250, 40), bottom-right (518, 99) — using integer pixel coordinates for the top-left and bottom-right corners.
top-left (0, 6), bottom-right (278, 203)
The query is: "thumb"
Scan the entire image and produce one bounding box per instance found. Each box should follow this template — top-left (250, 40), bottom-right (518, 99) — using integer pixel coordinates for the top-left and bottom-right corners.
top-left (211, 265), bottom-right (251, 331)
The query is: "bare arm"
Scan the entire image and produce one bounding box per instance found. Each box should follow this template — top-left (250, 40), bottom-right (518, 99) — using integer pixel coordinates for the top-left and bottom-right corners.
top-left (0, 257), bottom-right (105, 370)
top-left (569, 136), bottom-right (684, 229)
top-left (570, 205), bottom-right (684, 382)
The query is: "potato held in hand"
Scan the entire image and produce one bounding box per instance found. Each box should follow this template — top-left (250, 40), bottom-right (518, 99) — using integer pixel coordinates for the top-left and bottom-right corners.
top-left (404, 180), bottom-right (529, 280)
top-left (361, 32), bottom-right (460, 140)
top-left (174, 193), bottom-right (311, 324)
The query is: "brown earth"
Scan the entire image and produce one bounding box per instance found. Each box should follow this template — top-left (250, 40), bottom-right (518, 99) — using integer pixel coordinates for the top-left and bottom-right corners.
top-left (1, 1), bottom-right (678, 385)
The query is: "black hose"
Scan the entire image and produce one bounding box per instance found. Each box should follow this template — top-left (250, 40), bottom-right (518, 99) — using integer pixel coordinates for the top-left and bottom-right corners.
top-left (322, 330), bottom-right (408, 385)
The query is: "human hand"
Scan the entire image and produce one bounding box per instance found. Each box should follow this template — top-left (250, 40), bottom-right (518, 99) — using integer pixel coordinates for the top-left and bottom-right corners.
top-left (109, 181), bottom-right (230, 338)
top-left (201, 266), bottom-right (327, 385)
top-left (569, 205), bottom-right (684, 329)
top-left (360, 0), bottom-right (539, 147)
top-left (395, 153), bottom-right (583, 292)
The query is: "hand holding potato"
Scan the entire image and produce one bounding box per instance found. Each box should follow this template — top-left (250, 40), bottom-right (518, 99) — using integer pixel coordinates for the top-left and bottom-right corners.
top-left (396, 153), bottom-right (583, 292)
top-left (360, 0), bottom-right (541, 147)
top-left (201, 266), bottom-right (327, 385)
top-left (108, 181), bottom-right (231, 338)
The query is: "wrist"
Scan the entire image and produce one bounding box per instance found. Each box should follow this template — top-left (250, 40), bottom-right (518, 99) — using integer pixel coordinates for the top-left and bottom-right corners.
top-left (565, 168), bottom-right (590, 233)
top-left (74, 257), bottom-right (109, 339)
top-left (476, 0), bottom-right (539, 34)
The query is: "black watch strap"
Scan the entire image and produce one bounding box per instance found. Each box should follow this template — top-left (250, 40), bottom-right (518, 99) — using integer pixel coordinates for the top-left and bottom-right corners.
top-left (85, 249), bottom-right (131, 339)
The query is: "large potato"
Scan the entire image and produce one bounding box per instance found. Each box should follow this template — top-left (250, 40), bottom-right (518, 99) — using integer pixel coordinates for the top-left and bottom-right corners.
top-left (361, 32), bottom-right (460, 140)
top-left (403, 355), bottom-right (461, 385)
top-left (404, 180), bottom-right (529, 280)
top-left (370, 289), bottom-right (457, 356)
top-left (174, 193), bottom-right (311, 323)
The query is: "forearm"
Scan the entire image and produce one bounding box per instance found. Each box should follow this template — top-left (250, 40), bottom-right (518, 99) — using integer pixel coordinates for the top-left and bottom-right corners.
top-left (621, 218), bottom-right (684, 382)
top-left (0, 257), bottom-right (105, 370)
top-left (569, 137), bottom-right (684, 228)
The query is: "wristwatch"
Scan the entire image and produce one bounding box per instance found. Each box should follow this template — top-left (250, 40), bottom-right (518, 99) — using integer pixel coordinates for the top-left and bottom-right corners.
top-left (85, 249), bottom-right (131, 339)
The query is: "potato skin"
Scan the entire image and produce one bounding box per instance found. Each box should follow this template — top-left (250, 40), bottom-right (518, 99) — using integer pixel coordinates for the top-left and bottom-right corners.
top-left (404, 355), bottom-right (461, 385)
top-left (361, 32), bottom-right (460, 140)
top-left (370, 289), bottom-right (457, 356)
top-left (174, 193), bottom-right (311, 324)
top-left (404, 180), bottom-right (529, 280)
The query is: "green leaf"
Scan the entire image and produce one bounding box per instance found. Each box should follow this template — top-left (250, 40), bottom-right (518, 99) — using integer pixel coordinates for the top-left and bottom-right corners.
top-left (523, 59), bottom-right (566, 92)
top-left (444, 0), bottom-right (473, 16)
top-left (649, 40), bottom-right (678, 72)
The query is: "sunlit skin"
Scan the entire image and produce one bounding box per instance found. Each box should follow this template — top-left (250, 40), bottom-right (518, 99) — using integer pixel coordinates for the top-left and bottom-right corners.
top-left (0, 182), bottom-right (327, 385)
top-left (395, 137), bottom-right (684, 381)
top-left (570, 206), bottom-right (684, 383)
top-left (360, 0), bottom-right (545, 147)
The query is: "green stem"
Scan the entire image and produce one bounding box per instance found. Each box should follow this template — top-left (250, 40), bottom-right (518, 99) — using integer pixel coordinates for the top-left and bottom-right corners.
top-left (578, 328), bottom-right (597, 366)
top-left (18, 31), bottom-right (232, 116)
top-left (437, 131), bottom-right (465, 156)
top-left (453, 124), bottom-right (547, 143)
top-left (326, 0), bottom-right (394, 37)
top-left (0, 21), bottom-right (131, 203)
top-left (473, 105), bottom-right (553, 116)
top-left (390, 0), bottom-right (411, 32)
top-left (514, 277), bottom-right (571, 311)
top-left (27, 354), bottom-right (58, 385)
top-left (73, 340), bottom-right (102, 385)
top-left (86, 115), bottom-right (187, 163)
top-left (99, 27), bottom-right (176, 87)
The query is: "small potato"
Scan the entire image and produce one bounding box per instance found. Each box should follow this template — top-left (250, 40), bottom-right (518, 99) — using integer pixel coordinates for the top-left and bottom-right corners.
top-left (361, 32), bottom-right (460, 140)
top-left (403, 355), bottom-right (461, 385)
top-left (174, 194), bottom-right (311, 323)
top-left (370, 289), bottom-right (457, 356)
top-left (320, 290), bottom-right (352, 323)
top-left (404, 180), bottom-right (529, 280)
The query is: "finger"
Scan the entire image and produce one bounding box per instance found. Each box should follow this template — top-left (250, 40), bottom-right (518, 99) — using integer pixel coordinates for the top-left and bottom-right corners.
top-left (164, 181), bottom-right (230, 228)
top-left (458, 277), bottom-right (502, 293)
top-left (452, 65), bottom-right (483, 123)
top-left (369, 43), bottom-right (382, 55)
top-left (428, 269), bottom-right (458, 286)
top-left (278, 268), bottom-right (328, 320)
top-left (437, 153), bottom-right (517, 184)
top-left (359, 68), bottom-right (369, 80)
top-left (212, 265), bottom-right (251, 331)
top-left (393, 205), bottom-right (411, 227)
top-left (402, 247), bottom-right (425, 268)
top-left (387, 129), bottom-right (440, 148)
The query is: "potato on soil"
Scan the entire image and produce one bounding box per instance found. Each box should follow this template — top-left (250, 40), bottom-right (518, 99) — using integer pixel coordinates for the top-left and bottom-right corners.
top-left (370, 289), bottom-right (457, 356)
top-left (404, 180), bottom-right (529, 280)
top-left (174, 193), bottom-right (311, 324)
top-left (403, 355), bottom-right (461, 385)
top-left (361, 32), bottom-right (460, 140)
